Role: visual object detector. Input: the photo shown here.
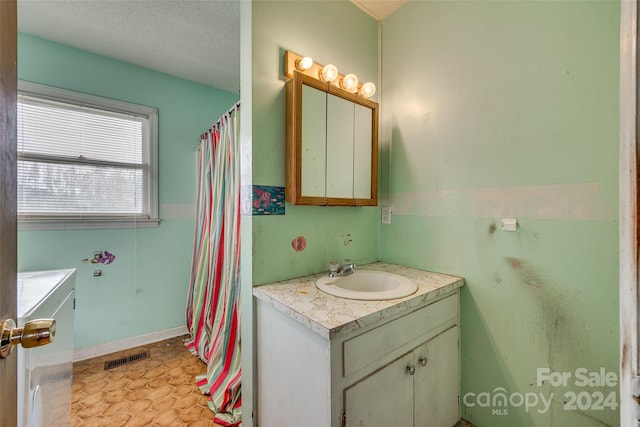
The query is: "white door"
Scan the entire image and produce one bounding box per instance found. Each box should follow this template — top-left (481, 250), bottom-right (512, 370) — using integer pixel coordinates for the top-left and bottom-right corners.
top-left (344, 352), bottom-right (414, 427)
top-left (0, 1), bottom-right (18, 425)
top-left (414, 327), bottom-right (460, 427)
top-left (619, 1), bottom-right (639, 426)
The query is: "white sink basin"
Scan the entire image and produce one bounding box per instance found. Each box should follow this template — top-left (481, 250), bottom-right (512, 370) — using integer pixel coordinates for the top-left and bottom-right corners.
top-left (316, 270), bottom-right (418, 300)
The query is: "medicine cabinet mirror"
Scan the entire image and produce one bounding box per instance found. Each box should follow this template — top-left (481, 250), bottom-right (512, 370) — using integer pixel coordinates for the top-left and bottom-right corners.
top-left (286, 71), bottom-right (378, 206)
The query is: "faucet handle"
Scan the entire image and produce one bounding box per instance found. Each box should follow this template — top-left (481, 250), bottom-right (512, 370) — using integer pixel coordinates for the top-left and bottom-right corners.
top-left (329, 260), bottom-right (339, 273)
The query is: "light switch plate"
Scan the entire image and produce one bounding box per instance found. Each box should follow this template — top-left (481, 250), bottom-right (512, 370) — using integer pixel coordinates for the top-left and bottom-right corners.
top-left (382, 206), bottom-right (391, 224)
top-left (501, 218), bottom-right (518, 231)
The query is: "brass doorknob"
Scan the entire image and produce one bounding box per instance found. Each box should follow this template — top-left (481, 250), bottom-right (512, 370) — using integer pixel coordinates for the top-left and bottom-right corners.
top-left (0, 318), bottom-right (56, 358)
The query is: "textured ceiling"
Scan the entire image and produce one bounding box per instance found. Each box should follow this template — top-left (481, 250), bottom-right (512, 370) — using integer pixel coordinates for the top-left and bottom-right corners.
top-left (17, 0), bottom-right (405, 94)
top-left (17, 0), bottom-right (241, 94)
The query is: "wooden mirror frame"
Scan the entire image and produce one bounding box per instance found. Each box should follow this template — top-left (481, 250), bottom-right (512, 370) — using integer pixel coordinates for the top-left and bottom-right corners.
top-left (285, 71), bottom-right (378, 206)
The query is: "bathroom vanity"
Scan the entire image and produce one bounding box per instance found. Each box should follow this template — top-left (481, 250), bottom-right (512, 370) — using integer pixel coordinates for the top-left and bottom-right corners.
top-left (253, 262), bottom-right (464, 427)
top-left (17, 269), bottom-right (76, 427)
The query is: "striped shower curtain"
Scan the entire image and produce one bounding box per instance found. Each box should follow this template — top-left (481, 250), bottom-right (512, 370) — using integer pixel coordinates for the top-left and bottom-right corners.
top-left (184, 103), bottom-right (241, 426)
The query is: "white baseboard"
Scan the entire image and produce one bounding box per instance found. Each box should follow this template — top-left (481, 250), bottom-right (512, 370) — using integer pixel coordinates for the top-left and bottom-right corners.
top-left (73, 325), bottom-right (189, 362)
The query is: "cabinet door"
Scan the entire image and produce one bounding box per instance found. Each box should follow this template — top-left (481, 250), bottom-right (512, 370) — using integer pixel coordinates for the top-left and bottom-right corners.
top-left (414, 326), bottom-right (460, 427)
top-left (300, 84), bottom-right (327, 198)
top-left (353, 103), bottom-right (372, 200)
top-left (344, 352), bottom-right (414, 427)
top-left (326, 93), bottom-right (354, 199)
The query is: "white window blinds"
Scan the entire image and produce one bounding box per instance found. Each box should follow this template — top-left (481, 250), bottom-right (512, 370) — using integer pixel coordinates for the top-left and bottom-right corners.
top-left (16, 82), bottom-right (158, 229)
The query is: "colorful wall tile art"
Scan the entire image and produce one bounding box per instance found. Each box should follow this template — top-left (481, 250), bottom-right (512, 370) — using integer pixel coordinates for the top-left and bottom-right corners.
top-left (248, 185), bottom-right (285, 215)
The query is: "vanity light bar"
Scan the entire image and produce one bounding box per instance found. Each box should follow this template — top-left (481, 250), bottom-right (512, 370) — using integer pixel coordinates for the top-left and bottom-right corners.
top-left (297, 56), bottom-right (313, 71)
top-left (284, 51), bottom-right (376, 98)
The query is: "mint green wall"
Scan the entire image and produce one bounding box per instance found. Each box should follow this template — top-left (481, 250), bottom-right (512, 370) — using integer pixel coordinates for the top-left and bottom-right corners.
top-left (17, 34), bottom-right (239, 349)
top-left (380, 2), bottom-right (619, 426)
top-left (250, 0), bottom-right (380, 285)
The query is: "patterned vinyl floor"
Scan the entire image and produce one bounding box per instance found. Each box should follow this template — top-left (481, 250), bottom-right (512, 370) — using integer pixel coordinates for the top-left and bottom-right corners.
top-left (71, 335), bottom-right (225, 426)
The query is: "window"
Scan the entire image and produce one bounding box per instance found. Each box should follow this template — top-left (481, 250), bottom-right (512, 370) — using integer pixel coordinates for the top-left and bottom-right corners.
top-left (17, 81), bottom-right (159, 230)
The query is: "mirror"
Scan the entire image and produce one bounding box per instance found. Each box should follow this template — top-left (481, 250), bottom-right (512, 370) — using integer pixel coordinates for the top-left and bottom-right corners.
top-left (286, 71), bottom-right (378, 206)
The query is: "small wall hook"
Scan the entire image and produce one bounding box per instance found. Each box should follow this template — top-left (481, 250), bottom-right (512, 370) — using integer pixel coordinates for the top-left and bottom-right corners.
top-left (91, 251), bottom-right (102, 264)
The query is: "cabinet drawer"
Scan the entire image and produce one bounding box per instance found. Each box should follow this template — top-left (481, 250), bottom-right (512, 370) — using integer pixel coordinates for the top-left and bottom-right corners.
top-left (342, 293), bottom-right (458, 378)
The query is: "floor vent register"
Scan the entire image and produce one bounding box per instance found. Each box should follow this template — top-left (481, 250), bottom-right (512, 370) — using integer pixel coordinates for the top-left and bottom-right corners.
top-left (104, 351), bottom-right (149, 370)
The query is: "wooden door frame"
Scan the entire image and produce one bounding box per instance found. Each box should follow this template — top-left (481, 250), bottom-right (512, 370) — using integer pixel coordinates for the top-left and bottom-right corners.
top-left (620, 1), bottom-right (638, 426)
top-left (0, 0), bottom-right (18, 425)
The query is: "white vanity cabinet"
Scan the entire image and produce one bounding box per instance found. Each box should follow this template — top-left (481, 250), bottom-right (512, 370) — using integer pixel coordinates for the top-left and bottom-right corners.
top-left (255, 274), bottom-right (462, 427)
top-left (344, 325), bottom-right (459, 427)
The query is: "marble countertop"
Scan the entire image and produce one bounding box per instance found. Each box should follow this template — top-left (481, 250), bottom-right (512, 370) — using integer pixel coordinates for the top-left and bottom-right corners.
top-left (253, 262), bottom-right (464, 339)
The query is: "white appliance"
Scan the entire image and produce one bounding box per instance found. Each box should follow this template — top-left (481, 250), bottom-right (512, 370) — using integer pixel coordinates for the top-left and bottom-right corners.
top-left (17, 269), bottom-right (76, 427)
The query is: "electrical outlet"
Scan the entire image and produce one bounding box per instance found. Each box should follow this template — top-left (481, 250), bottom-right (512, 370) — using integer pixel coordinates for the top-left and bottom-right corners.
top-left (381, 206), bottom-right (391, 224)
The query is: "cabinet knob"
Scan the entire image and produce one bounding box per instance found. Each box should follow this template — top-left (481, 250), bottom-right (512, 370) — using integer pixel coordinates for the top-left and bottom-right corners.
top-left (407, 364), bottom-right (416, 376)
top-left (419, 357), bottom-right (428, 367)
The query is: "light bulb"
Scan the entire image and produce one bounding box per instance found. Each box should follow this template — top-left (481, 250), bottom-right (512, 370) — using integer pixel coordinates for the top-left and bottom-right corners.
top-left (320, 64), bottom-right (338, 82)
top-left (296, 56), bottom-right (313, 71)
top-left (359, 82), bottom-right (376, 98)
top-left (341, 73), bottom-right (359, 93)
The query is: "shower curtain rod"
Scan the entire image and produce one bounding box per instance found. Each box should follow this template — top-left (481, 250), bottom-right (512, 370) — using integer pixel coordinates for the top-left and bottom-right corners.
top-left (195, 102), bottom-right (240, 150)
top-left (200, 101), bottom-right (240, 140)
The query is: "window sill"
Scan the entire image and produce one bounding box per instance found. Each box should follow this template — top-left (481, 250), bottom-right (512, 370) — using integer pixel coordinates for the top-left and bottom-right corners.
top-left (18, 217), bottom-right (161, 231)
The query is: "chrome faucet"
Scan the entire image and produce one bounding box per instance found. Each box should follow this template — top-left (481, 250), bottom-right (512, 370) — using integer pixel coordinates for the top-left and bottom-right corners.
top-left (329, 260), bottom-right (356, 277)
